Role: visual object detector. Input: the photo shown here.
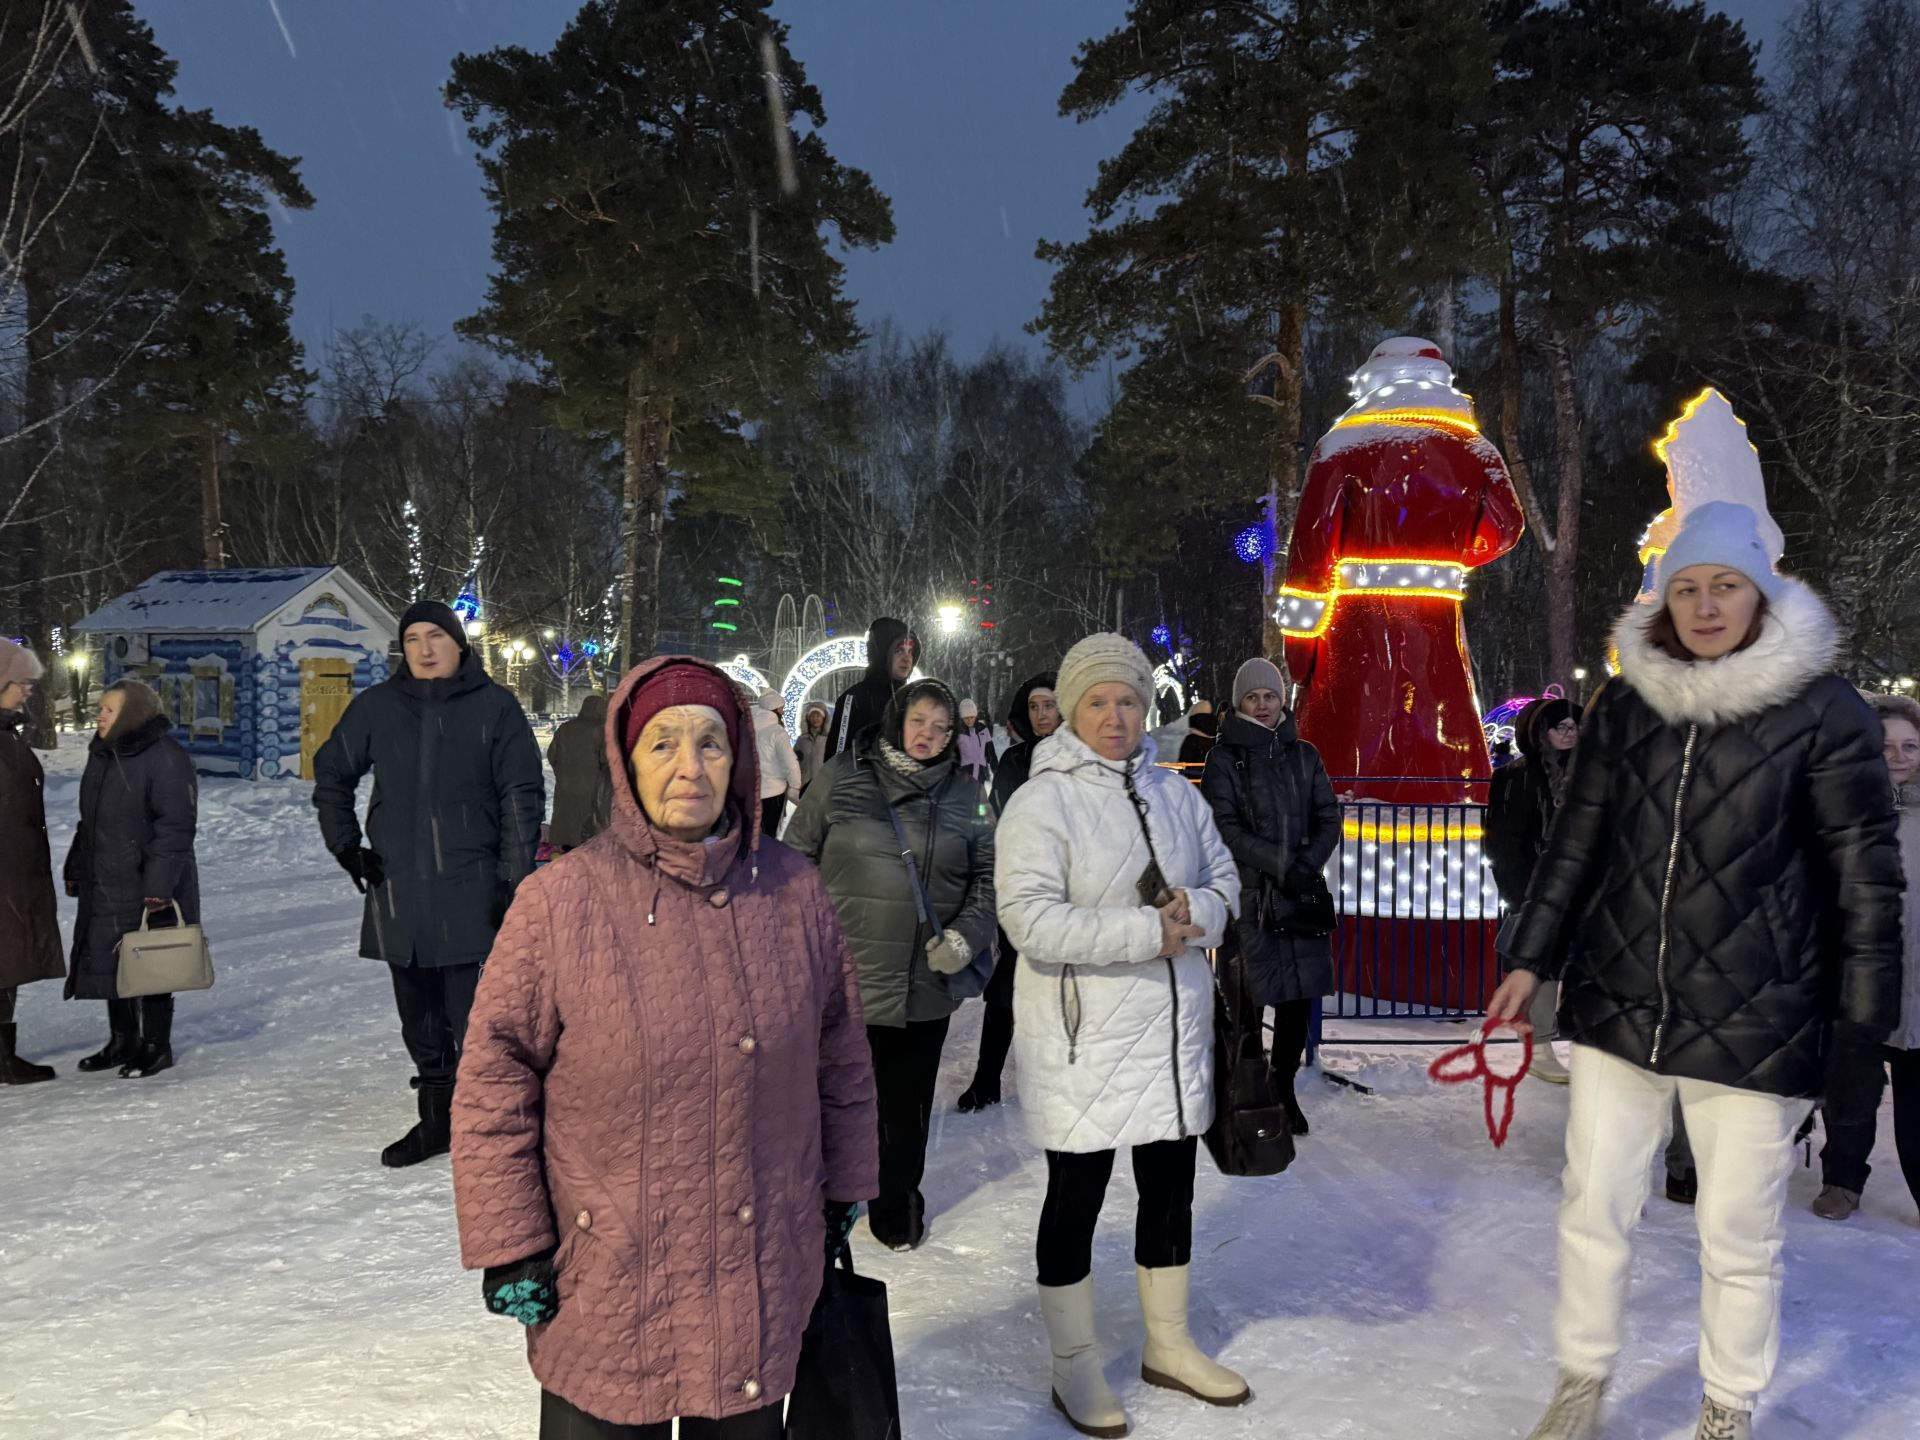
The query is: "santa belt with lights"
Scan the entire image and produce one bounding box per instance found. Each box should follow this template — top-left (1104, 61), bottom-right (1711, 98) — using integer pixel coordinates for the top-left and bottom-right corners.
top-left (1276, 558), bottom-right (1468, 638)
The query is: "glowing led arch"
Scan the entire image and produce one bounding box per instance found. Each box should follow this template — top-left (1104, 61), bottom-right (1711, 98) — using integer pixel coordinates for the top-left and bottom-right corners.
top-left (715, 654), bottom-right (770, 694)
top-left (778, 637), bottom-right (924, 738)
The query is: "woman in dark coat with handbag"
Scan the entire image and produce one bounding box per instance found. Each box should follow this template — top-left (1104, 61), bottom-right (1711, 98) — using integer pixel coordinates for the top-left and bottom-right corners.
top-left (784, 677), bottom-right (997, 1251)
top-left (65, 679), bottom-right (199, 1079)
top-left (1201, 656), bottom-right (1340, 1137)
top-left (1489, 503), bottom-right (1904, 1440)
top-left (0, 639), bottom-right (65, 1083)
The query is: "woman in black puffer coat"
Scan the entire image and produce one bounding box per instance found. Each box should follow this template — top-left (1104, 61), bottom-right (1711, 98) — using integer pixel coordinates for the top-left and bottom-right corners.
top-left (65, 679), bottom-right (200, 1079)
top-left (1491, 502), bottom-right (1903, 1440)
top-left (785, 677), bottom-right (996, 1251)
top-left (1201, 656), bottom-right (1339, 1136)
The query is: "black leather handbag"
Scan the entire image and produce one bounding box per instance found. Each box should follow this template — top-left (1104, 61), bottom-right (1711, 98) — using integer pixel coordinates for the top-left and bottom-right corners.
top-left (1203, 945), bottom-right (1299, 1176)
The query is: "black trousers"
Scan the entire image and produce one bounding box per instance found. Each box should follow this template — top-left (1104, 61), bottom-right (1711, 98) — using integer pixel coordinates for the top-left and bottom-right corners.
top-left (1036, 1136), bottom-right (1198, 1287)
top-left (539, 1390), bottom-right (783, 1439)
top-left (865, 1015), bottom-right (951, 1237)
top-left (107, 995), bottom-right (173, 1044)
top-left (1821, 1042), bottom-right (1920, 1205)
top-left (760, 794), bottom-right (787, 840)
top-left (1268, 999), bottom-right (1313, 1084)
top-left (388, 962), bottom-right (482, 1085)
top-left (0, 986), bottom-right (13, 1024)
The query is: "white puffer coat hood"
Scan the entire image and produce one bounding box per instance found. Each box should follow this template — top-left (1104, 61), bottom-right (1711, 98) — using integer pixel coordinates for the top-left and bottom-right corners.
top-left (996, 727), bottom-right (1240, 1152)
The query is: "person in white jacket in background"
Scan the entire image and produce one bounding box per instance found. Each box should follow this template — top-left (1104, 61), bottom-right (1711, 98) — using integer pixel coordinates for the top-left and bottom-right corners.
top-left (995, 632), bottom-right (1246, 1439)
top-left (754, 688), bottom-right (804, 839)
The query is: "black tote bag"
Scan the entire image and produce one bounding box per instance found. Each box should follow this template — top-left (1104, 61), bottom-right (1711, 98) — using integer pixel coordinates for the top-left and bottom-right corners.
top-left (1202, 946), bottom-right (1298, 1178)
top-left (785, 1249), bottom-right (902, 1440)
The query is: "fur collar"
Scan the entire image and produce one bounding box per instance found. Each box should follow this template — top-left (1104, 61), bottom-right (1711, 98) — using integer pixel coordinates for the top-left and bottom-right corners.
top-left (1611, 574), bottom-right (1838, 727)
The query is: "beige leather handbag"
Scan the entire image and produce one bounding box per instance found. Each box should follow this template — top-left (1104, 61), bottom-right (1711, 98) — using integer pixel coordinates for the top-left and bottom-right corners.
top-left (116, 903), bottom-right (214, 997)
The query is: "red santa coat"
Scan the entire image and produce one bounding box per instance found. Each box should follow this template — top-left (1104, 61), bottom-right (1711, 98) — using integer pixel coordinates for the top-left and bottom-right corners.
top-left (1279, 410), bottom-right (1524, 803)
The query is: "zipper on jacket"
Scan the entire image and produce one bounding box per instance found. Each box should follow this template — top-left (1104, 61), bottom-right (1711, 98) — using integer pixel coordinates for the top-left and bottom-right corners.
top-left (1649, 724), bottom-right (1699, 1069)
top-left (1166, 958), bottom-right (1187, 1138)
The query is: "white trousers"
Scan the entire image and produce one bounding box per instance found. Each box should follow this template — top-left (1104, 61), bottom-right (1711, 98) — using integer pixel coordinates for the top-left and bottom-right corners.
top-left (1556, 1044), bottom-right (1813, 1411)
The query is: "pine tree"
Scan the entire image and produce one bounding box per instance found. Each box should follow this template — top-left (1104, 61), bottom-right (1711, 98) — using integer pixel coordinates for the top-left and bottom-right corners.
top-left (447, 0), bottom-right (893, 666)
top-left (1033, 0), bottom-right (1497, 643)
top-left (1477, 0), bottom-right (1762, 684)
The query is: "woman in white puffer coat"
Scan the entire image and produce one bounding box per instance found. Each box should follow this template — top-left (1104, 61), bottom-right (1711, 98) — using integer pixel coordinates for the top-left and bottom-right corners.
top-left (996, 632), bottom-right (1246, 1438)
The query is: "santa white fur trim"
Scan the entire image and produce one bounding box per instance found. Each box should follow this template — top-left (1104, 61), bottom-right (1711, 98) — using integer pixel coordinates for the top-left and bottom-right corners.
top-left (1612, 574), bottom-right (1838, 727)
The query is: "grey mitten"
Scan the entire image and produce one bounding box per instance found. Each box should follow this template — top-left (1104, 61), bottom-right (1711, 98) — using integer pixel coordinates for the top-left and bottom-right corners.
top-left (925, 929), bottom-right (972, 976)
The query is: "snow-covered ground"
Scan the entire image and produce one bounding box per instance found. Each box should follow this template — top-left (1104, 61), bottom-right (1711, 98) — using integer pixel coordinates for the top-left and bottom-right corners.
top-left (4, 754), bottom-right (1918, 1440)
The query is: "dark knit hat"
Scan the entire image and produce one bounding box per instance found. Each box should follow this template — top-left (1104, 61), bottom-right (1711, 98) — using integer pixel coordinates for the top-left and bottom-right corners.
top-left (1531, 697), bottom-right (1577, 740)
top-left (622, 659), bottom-right (745, 759)
top-left (399, 601), bottom-right (470, 652)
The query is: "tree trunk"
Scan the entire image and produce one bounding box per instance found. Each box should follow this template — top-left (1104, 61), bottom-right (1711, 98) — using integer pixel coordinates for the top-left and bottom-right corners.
top-left (200, 421), bottom-right (226, 569)
top-left (14, 270), bottom-right (58, 748)
top-left (617, 367), bottom-right (674, 670)
top-left (1543, 331), bottom-right (1584, 687)
top-left (1496, 259), bottom-right (1550, 549)
top-left (1260, 296), bottom-right (1308, 658)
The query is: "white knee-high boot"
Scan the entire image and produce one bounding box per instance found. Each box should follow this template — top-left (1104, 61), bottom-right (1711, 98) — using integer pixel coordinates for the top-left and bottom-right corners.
top-left (1038, 1278), bottom-right (1128, 1438)
top-left (1135, 1265), bottom-right (1250, 1405)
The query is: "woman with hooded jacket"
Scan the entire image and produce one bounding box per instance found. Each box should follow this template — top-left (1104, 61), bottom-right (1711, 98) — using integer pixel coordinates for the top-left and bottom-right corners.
top-left (1200, 656), bottom-right (1340, 1137)
top-left (452, 656), bottom-right (878, 1439)
top-left (957, 671), bottom-right (1060, 1113)
top-left (785, 676), bottom-right (997, 1251)
top-left (1489, 502), bottom-right (1904, 1440)
top-left (997, 634), bottom-right (1245, 1437)
top-left (65, 679), bottom-right (199, 1079)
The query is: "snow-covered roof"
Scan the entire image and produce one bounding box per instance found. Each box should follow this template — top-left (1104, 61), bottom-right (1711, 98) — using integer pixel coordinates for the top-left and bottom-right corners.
top-left (73, 567), bottom-right (398, 638)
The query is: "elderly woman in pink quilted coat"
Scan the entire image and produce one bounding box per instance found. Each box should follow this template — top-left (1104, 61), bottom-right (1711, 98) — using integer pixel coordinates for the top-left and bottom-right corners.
top-left (452, 656), bottom-right (879, 1440)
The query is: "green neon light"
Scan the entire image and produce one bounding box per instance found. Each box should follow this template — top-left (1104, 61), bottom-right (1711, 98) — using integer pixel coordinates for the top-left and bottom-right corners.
top-left (716, 576), bottom-right (744, 587)
top-left (714, 597), bottom-right (740, 607)
top-left (710, 621), bottom-right (738, 632)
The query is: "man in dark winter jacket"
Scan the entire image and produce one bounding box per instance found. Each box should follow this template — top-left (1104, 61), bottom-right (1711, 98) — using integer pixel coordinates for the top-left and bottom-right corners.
top-left (825, 616), bottom-right (919, 760)
top-left (313, 601), bottom-right (544, 1167)
top-left (960, 671), bottom-right (1059, 1112)
top-left (545, 691), bottom-right (610, 852)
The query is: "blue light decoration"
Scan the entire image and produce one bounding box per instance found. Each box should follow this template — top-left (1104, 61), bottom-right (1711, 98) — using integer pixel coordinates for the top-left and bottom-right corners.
top-left (1151, 624), bottom-right (1172, 649)
top-left (581, 640), bottom-right (601, 658)
top-left (1232, 524), bottom-right (1275, 565)
top-left (451, 588), bottom-right (480, 623)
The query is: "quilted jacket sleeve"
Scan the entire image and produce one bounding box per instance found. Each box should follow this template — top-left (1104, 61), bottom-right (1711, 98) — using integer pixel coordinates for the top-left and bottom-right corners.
top-left (490, 693), bottom-right (546, 885)
top-left (1805, 680), bottom-right (1905, 1036)
top-left (140, 742), bottom-right (197, 902)
top-left (1178, 776), bottom-right (1239, 948)
top-left (995, 780), bottom-right (1163, 968)
top-left (944, 780), bottom-right (999, 960)
top-left (452, 882), bottom-right (562, 1270)
top-left (1200, 748), bottom-right (1283, 879)
top-left (1504, 684), bottom-right (1617, 979)
top-left (1299, 743), bottom-right (1342, 873)
top-left (811, 876), bottom-right (879, 1203)
top-left (782, 755), bottom-right (840, 863)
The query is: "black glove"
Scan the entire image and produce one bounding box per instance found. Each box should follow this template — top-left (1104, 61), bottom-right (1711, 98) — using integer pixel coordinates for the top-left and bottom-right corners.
top-left (483, 1247), bottom-right (558, 1326)
top-left (489, 881), bottom-right (515, 929)
top-left (338, 847), bottom-right (385, 893)
top-left (824, 1198), bottom-right (859, 1263)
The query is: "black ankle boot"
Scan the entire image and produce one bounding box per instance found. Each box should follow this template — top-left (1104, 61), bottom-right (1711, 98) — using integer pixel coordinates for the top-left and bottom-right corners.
top-left (78, 1032), bottom-right (139, 1072)
top-left (0, 1023), bottom-right (56, 1084)
top-left (119, 1040), bottom-right (174, 1078)
top-left (1282, 1090), bottom-right (1310, 1137)
top-left (383, 1081), bottom-right (454, 1168)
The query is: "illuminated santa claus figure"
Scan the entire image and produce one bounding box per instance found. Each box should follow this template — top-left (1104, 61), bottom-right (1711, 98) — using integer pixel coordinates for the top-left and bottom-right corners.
top-left (1279, 337), bottom-right (1525, 804)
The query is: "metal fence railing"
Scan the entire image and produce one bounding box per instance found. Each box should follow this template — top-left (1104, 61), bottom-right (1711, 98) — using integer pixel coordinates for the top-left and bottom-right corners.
top-left (1162, 762), bottom-right (1509, 1069)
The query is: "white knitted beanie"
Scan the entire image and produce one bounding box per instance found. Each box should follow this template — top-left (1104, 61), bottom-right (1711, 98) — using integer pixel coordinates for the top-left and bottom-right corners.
top-left (1056, 633), bottom-right (1156, 725)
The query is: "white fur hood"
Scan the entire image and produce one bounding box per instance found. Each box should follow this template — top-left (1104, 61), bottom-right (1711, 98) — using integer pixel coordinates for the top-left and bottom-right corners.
top-left (1611, 574), bottom-right (1839, 727)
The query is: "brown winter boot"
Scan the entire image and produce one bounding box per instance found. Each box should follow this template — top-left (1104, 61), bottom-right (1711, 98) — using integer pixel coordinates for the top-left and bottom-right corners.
top-left (0, 1023), bottom-right (56, 1084)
